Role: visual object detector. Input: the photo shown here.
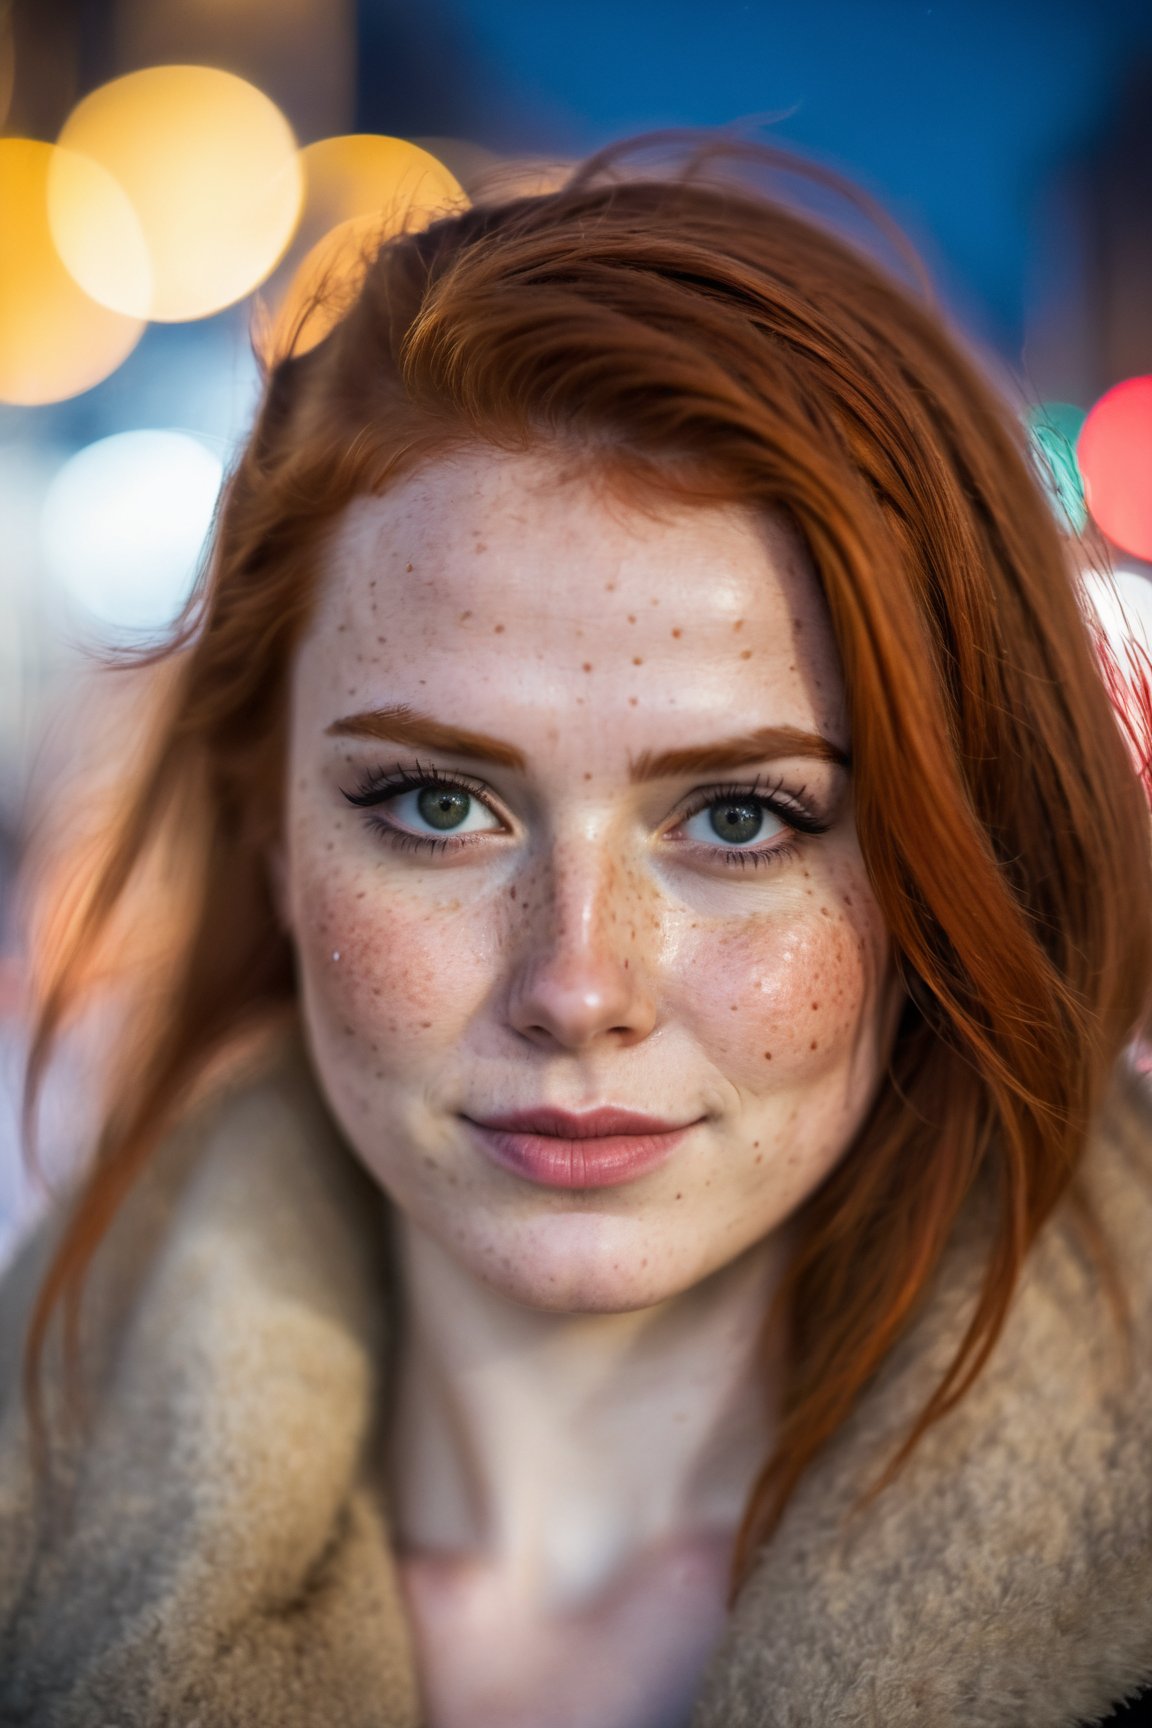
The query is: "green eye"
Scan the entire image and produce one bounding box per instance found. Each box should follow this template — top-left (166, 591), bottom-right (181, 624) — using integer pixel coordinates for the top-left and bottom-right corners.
top-left (706, 799), bottom-right (768, 845)
top-left (416, 786), bottom-right (473, 830)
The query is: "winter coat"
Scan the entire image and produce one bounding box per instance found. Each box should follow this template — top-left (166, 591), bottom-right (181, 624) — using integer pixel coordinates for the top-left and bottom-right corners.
top-left (1, 1030), bottom-right (1151, 1727)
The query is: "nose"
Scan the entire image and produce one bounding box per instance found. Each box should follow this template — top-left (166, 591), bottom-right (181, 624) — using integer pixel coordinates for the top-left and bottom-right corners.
top-left (505, 845), bottom-right (659, 1053)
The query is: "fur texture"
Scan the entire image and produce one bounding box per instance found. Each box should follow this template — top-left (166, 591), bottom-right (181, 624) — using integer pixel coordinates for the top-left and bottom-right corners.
top-left (1, 1036), bottom-right (1150, 1727)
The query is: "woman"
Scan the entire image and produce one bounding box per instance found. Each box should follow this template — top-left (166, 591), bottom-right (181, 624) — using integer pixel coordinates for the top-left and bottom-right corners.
top-left (2, 140), bottom-right (1151, 1727)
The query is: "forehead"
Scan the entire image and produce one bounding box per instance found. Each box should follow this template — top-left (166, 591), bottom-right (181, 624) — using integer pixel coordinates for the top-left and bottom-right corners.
top-left (302, 449), bottom-right (846, 746)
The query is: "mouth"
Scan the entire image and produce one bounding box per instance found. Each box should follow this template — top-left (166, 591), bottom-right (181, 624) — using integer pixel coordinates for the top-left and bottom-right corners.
top-left (461, 1106), bottom-right (701, 1190)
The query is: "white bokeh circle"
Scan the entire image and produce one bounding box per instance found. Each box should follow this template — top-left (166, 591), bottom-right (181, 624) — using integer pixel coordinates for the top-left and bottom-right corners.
top-left (42, 429), bottom-right (223, 634)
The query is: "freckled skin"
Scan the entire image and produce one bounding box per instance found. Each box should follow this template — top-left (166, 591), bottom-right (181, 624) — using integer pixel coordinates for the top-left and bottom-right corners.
top-left (279, 450), bottom-right (904, 1316)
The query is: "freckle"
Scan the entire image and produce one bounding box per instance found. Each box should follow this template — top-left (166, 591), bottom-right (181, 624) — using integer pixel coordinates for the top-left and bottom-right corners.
top-left (671, 627), bottom-right (682, 639)
top-left (755, 1154), bottom-right (763, 1165)
top-left (582, 662), bottom-right (593, 673)
top-left (355, 890), bottom-right (366, 900)
top-left (494, 623), bottom-right (505, 633)
top-left (342, 1024), bottom-right (355, 1037)
top-left (458, 610), bottom-right (472, 622)
top-left (810, 1039), bottom-right (819, 1050)
top-left (740, 650), bottom-right (752, 660)
top-left (729, 1003), bottom-right (738, 1013)
top-left (583, 771), bottom-right (592, 781)
top-left (632, 656), bottom-right (644, 666)
top-left (605, 581), bottom-right (617, 592)
top-left (820, 906), bottom-right (830, 916)
top-left (811, 1001), bottom-right (819, 1010)
top-left (627, 615), bottom-right (636, 624)
top-left (675, 1192), bottom-right (683, 1200)
top-left (763, 1051), bottom-right (772, 1060)
top-left (406, 562), bottom-right (414, 573)
top-left (475, 541), bottom-right (487, 553)
top-left (628, 696), bottom-right (638, 706)
top-left (420, 1020), bottom-right (432, 1029)
top-left (733, 619), bottom-right (744, 632)
top-left (377, 635), bottom-right (387, 644)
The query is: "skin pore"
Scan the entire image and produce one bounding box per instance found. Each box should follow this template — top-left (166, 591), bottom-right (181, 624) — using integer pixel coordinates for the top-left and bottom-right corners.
top-left (278, 449), bottom-right (904, 1728)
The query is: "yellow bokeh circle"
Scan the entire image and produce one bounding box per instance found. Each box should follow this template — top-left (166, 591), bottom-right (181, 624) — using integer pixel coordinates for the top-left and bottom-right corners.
top-left (54, 64), bottom-right (304, 323)
top-left (0, 139), bottom-right (144, 406)
top-left (297, 134), bottom-right (465, 253)
top-left (267, 135), bottom-right (465, 359)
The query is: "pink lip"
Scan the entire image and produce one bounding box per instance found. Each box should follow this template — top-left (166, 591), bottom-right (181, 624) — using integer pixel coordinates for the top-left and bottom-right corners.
top-left (463, 1107), bottom-right (699, 1190)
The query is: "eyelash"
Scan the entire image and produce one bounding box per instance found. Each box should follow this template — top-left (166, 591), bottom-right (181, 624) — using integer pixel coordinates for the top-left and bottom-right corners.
top-left (342, 763), bottom-right (493, 857)
top-left (675, 780), bottom-right (829, 869)
top-left (340, 761), bottom-right (831, 869)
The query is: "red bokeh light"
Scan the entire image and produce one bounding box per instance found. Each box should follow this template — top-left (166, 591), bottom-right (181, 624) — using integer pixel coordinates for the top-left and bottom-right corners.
top-left (1078, 376), bottom-right (1152, 562)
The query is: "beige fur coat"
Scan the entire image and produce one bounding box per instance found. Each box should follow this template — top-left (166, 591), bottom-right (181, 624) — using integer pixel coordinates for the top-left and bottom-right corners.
top-left (1, 1039), bottom-right (1151, 1726)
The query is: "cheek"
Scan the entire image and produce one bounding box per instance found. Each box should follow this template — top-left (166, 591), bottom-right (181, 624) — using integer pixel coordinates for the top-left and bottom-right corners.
top-left (683, 877), bottom-right (892, 1095)
top-left (289, 839), bottom-right (491, 1069)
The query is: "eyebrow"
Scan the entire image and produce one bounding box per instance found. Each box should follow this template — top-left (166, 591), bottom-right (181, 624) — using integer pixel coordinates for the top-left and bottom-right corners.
top-left (326, 707), bottom-right (848, 778)
top-left (327, 706), bottom-right (528, 769)
top-left (629, 727), bottom-right (849, 779)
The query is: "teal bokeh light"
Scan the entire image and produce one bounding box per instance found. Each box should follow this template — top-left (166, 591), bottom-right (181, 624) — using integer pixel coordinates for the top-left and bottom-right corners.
top-left (1026, 402), bottom-right (1088, 533)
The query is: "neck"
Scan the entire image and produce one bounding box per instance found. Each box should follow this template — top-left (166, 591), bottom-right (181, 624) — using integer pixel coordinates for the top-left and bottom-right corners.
top-left (386, 1219), bottom-right (787, 1611)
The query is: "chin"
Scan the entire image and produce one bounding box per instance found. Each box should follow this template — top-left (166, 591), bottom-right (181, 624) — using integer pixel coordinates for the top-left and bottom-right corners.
top-left (465, 1214), bottom-right (695, 1315)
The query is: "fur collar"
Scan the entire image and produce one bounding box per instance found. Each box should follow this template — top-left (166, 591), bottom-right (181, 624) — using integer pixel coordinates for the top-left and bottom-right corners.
top-left (1, 1038), bottom-right (1151, 1726)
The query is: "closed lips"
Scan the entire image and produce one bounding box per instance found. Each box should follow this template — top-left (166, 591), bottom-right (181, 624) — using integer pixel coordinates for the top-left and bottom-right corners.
top-left (467, 1107), bottom-right (691, 1137)
top-left (462, 1108), bottom-right (701, 1190)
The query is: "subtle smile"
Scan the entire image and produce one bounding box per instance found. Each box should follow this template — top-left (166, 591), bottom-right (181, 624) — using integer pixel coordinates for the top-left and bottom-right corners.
top-left (461, 1107), bottom-right (702, 1190)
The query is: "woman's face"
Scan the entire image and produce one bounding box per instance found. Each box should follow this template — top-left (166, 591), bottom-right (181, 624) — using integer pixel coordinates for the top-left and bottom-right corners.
top-left (281, 449), bottom-right (902, 1312)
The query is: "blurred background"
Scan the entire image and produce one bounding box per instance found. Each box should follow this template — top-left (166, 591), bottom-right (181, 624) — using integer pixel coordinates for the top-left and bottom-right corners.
top-left (2, 0), bottom-right (1151, 1263)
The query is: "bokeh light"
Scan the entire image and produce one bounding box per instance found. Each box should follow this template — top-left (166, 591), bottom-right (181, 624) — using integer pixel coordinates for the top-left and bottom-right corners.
top-left (41, 430), bottom-right (223, 634)
top-left (54, 65), bottom-right (303, 322)
top-left (267, 134), bottom-right (464, 357)
top-left (1079, 377), bottom-right (1152, 563)
top-left (298, 134), bottom-right (465, 252)
top-left (1026, 402), bottom-right (1087, 532)
top-left (0, 139), bottom-right (144, 406)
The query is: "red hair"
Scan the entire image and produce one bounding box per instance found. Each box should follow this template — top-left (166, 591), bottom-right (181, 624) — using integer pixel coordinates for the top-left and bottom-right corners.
top-left (22, 139), bottom-right (1152, 1587)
